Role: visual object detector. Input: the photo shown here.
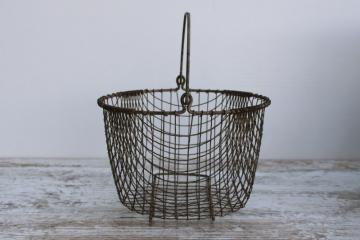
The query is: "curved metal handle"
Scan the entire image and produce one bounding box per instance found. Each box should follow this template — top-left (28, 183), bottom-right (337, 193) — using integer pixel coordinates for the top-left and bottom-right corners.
top-left (177, 12), bottom-right (192, 108)
top-left (180, 12), bottom-right (190, 92)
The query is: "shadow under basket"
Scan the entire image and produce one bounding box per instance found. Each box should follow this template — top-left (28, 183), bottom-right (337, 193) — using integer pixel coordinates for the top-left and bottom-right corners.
top-left (97, 12), bottom-right (271, 223)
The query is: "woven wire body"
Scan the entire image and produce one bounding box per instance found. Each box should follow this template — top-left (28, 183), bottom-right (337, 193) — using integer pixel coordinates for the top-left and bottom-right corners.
top-left (97, 13), bottom-right (271, 222)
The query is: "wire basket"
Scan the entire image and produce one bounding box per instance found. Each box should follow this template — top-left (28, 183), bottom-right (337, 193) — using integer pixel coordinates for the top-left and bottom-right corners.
top-left (97, 13), bottom-right (271, 223)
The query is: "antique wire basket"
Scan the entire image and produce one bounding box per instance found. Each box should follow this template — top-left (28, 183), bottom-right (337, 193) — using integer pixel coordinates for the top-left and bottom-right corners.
top-left (97, 13), bottom-right (271, 223)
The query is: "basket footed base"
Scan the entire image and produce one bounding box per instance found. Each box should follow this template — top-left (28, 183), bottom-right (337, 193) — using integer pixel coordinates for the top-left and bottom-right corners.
top-left (149, 173), bottom-right (215, 224)
top-left (115, 173), bottom-right (247, 224)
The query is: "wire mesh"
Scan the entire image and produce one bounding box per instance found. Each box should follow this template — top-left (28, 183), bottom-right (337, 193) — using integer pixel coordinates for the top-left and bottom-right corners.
top-left (97, 12), bottom-right (271, 223)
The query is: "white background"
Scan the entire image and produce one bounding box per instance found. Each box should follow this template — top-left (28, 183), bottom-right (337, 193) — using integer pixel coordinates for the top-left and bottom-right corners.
top-left (0, 0), bottom-right (359, 159)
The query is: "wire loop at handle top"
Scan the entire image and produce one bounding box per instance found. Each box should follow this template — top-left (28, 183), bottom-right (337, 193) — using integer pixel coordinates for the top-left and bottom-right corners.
top-left (177, 12), bottom-right (192, 108)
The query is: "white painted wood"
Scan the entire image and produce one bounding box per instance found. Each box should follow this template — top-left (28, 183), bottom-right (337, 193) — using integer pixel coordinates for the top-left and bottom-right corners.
top-left (0, 158), bottom-right (359, 239)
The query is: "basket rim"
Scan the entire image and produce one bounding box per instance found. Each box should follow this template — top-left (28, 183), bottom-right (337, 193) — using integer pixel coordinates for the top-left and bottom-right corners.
top-left (97, 88), bottom-right (271, 115)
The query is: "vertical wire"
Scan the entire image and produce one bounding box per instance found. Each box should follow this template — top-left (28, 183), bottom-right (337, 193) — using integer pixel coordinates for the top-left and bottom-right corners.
top-left (124, 114), bottom-right (132, 206)
top-left (161, 113), bottom-right (166, 218)
top-left (218, 113), bottom-right (224, 215)
top-left (186, 114), bottom-right (194, 219)
top-left (166, 91), bottom-right (173, 217)
top-left (131, 113), bottom-right (139, 210)
top-left (174, 110), bottom-right (178, 219)
top-left (196, 92), bottom-right (201, 218)
top-left (209, 113), bottom-right (214, 213)
top-left (150, 94), bottom-right (155, 214)
top-left (205, 92), bottom-right (211, 212)
top-left (212, 93), bottom-right (222, 215)
top-left (175, 91), bottom-right (180, 219)
top-left (159, 91), bottom-right (166, 218)
top-left (224, 95), bottom-right (233, 212)
top-left (141, 114), bottom-right (146, 213)
top-left (145, 92), bottom-right (150, 206)
top-left (197, 114), bottom-right (202, 219)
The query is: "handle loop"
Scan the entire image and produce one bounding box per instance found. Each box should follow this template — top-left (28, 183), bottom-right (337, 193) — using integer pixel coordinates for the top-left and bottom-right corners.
top-left (177, 12), bottom-right (192, 108)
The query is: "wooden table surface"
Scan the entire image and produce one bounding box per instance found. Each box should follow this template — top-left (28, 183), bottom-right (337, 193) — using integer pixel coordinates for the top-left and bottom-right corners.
top-left (0, 158), bottom-right (359, 240)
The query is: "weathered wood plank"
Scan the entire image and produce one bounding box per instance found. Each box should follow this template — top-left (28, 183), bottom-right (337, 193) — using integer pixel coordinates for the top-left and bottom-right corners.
top-left (0, 158), bottom-right (359, 239)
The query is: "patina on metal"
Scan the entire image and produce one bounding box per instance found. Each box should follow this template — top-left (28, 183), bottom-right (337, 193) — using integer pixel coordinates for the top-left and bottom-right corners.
top-left (97, 12), bottom-right (271, 223)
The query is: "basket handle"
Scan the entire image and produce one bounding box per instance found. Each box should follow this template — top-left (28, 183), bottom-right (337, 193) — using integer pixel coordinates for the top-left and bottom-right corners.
top-left (177, 12), bottom-right (192, 108)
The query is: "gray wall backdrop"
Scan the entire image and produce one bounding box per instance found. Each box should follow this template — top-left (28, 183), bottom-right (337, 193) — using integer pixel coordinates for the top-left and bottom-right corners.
top-left (1, 0), bottom-right (359, 159)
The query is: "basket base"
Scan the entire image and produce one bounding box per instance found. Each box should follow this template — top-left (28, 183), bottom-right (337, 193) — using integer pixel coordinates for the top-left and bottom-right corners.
top-left (114, 172), bottom-right (249, 223)
top-left (149, 173), bottom-right (215, 224)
